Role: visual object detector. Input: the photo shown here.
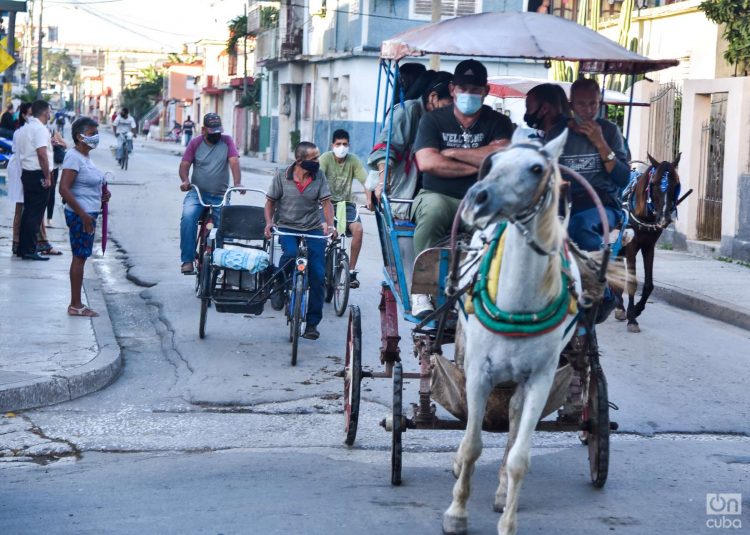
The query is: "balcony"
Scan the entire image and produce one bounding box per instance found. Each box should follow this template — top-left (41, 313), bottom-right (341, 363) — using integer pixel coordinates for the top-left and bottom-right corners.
top-left (280, 28), bottom-right (303, 57)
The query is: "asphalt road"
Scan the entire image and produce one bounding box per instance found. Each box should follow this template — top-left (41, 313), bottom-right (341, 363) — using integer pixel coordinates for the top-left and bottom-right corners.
top-left (1, 133), bottom-right (747, 535)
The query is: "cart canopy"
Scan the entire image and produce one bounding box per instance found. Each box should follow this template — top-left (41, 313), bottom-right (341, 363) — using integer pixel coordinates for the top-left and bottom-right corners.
top-left (381, 12), bottom-right (678, 75)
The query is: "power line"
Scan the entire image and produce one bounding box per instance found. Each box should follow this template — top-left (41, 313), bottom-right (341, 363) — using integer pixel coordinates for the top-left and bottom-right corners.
top-left (61, 3), bottom-right (174, 47)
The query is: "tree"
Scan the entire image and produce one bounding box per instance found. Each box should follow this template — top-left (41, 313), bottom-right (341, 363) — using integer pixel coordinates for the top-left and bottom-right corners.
top-left (120, 65), bottom-right (164, 121)
top-left (699, 0), bottom-right (750, 75)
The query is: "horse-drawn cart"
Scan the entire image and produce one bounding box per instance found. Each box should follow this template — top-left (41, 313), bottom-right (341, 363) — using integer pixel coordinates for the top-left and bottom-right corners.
top-left (339, 10), bottom-right (679, 535)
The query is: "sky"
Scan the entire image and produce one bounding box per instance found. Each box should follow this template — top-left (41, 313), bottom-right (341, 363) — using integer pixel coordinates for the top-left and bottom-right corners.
top-left (41, 0), bottom-right (243, 51)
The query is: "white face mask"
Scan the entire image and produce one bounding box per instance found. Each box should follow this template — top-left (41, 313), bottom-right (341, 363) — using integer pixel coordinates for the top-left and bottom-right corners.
top-left (333, 145), bottom-right (349, 159)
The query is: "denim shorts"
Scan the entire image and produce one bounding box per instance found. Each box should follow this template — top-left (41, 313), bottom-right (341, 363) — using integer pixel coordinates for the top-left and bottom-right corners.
top-left (65, 209), bottom-right (99, 258)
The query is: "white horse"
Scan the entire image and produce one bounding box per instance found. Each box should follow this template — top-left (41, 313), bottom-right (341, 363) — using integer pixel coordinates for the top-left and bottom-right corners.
top-left (443, 131), bottom-right (581, 535)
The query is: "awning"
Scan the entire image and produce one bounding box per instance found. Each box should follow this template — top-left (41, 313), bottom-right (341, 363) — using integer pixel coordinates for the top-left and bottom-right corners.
top-left (380, 12), bottom-right (678, 75)
top-left (230, 76), bottom-right (254, 88)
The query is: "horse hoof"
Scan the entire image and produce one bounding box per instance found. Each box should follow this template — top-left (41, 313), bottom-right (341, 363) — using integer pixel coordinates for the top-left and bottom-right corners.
top-left (442, 513), bottom-right (468, 535)
top-left (614, 309), bottom-right (626, 321)
top-left (627, 323), bottom-right (641, 333)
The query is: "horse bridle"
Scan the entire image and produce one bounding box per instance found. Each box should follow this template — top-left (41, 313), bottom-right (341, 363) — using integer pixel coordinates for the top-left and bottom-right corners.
top-left (628, 165), bottom-right (679, 232)
top-left (505, 143), bottom-right (559, 256)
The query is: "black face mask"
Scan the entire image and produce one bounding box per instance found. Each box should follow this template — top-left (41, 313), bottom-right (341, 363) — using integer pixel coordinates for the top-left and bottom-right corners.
top-left (523, 106), bottom-right (544, 130)
top-left (206, 133), bottom-right (221, 144)
top-left (300, 160), bottom-right (320, 174)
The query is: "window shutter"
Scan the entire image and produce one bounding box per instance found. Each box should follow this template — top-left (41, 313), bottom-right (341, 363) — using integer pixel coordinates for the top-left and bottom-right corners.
top-left (412, 0), bottom-right (477, 17)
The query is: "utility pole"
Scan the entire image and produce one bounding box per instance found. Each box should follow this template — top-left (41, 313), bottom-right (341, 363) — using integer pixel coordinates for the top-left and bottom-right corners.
top-left (243, 2), bottom-right (249, 155)
top-left (119, 58), bottom-right (125, 104)
top-left (429, 0), bottom-right (440, 70)
top-left (36, 0), bottom-right (42, 98)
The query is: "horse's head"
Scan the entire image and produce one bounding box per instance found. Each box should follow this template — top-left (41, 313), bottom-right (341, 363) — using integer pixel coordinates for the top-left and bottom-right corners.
top-left (636, 153), bottom-right (682, 229)
top-left (461, 130), bottom-right (568, 230)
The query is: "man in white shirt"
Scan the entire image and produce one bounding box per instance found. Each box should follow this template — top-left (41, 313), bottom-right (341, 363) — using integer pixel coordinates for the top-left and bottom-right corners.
top-left (112, 107), bottom-right (137, 161)
top-left (17, 100), bottom-right (54, 260)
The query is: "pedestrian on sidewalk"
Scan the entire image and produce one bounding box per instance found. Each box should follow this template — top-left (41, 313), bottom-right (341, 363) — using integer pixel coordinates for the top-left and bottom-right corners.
top-left (45, 131), bottom-right (68, 228)
top-left (59, 117), bottom-right (110, 317)
top-left (8, 102), bottom-right (31, 255)
top-left (16, 100), bottom-right (54, 261)
top-left (182, 116), bottom-right (195, 146)
top-left (0, 102), bottom-right (15, 139)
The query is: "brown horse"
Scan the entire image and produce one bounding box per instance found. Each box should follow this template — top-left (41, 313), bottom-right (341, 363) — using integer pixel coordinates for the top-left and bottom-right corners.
top-left (614, 153), bottom-right (682, 333)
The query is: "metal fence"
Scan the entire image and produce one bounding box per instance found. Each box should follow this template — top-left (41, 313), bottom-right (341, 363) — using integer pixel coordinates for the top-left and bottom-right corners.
top-left (696, 94), bottom-right (728, 241)
top-left (647, 82), bottom-right (682, 163)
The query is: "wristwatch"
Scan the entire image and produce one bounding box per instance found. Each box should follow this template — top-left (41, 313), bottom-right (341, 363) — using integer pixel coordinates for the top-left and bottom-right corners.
top-left (604, 151), bottom-right (616, 162)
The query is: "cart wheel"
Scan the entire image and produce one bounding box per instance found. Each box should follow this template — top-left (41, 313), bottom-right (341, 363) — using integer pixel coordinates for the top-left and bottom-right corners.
top-left (333, 255), bottom-right (350, 317)
top-left (324, 247), bottom-right (335, 303)
top-left (344, 305), bottom-right (362, 446)
top-left (198, 254), bottom-right (211, 339)
top-left (290, 274), bottom-right (304, 366)
top-left (391, 361), bottom-right (403, 486)
top-left (587, 364), bottom-right (610, 488)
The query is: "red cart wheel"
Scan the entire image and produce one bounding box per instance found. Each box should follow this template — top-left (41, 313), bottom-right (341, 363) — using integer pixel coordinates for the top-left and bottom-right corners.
top-left (344, 306), bottom-right (362, 446)
top-left (391, 361), bottom-right (403, 486)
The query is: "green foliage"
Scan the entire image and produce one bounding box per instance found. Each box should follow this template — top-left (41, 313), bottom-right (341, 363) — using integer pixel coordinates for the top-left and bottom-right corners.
top-left (699, 0), bottom-right (750, 73)
top-left (120, 66), bottom-right (164, 121)
top-left (239, 72), bottom-right (264, 110)
top-left (290, 129), bottom-right (301, 150)
top-left (226, 7), bottom-right (280, 54)
top-left (13, 84), bottom-right (39, 103)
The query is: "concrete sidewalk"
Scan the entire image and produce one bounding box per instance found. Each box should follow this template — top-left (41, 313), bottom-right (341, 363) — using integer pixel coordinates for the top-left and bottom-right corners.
top-left (646, 249), bottom-right (750, 331)
top-left (0, 198), bottom-right (122, 412)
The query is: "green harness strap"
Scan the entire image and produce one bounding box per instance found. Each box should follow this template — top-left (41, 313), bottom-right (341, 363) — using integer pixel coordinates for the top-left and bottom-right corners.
top-left (472, 224), bottom-right (572, 336)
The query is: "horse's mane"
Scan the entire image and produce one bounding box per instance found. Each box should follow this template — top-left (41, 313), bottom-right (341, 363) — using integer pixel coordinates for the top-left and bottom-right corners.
top-left (538, 165), bottom-right (565, 302)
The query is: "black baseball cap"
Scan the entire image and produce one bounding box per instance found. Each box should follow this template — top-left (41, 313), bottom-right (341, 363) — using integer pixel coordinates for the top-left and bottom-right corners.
top-left (203, 113), bottom-right (223, 133)
top-left (453, 59), bottom-right (488, 87)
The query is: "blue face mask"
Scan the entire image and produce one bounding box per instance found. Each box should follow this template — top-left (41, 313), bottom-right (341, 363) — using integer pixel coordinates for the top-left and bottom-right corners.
top-left (455, 92), bottom-right (483, 115)
top-left (81, 133), bottom-right (100, 149)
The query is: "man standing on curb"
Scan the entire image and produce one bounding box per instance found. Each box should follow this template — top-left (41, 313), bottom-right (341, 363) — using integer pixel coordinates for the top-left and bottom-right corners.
top-left (411, 60), bottom-right (514, 317)
top-left (16, 100), bottom-right (54, 261)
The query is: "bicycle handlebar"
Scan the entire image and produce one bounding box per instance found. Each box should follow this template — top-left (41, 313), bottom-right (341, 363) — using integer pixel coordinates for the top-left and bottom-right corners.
top-left (272, 229), bottom-right (332, 240)
top-left (192, 185), bottom-right (267, 208)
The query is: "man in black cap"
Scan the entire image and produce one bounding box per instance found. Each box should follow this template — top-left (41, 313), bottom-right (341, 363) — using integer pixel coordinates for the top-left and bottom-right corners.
top-left (411, 59), bottom-right (514, 318)
top-left (178, 112), bottom-right (243, 274)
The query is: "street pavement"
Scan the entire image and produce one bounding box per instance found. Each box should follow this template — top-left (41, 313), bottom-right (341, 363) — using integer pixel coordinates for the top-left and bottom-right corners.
top-left (0, 132), bottom-right (747, 534)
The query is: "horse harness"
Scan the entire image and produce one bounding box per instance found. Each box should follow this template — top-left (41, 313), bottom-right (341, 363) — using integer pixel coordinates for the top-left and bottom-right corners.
top-left (625, 165), bottom-right (681, 232)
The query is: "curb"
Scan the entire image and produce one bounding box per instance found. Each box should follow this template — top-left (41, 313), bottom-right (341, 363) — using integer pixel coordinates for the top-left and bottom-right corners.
top-left (0, 277), bottom-right (123, 412)
top-left (652, 281), bottom-right (750, 332)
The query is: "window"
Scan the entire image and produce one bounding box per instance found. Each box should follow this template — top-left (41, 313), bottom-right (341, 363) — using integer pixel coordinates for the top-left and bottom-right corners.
top-left (410, 0), bottom-right (480, 20)
top-left (228, 54), bottom-right (237, 76)
top-left (349, 0), bottom-right (360, 20)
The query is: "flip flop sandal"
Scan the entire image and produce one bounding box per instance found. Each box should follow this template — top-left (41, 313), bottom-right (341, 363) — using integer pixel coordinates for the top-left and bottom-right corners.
top-left (41, 248), bottom-right (63, 255)
top-left (68, 305), bottom-right (99, 317)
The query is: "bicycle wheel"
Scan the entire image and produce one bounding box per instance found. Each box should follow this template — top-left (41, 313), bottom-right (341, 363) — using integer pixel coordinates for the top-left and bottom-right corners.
top-left (290, 273), bottom-right (304, 366)
top-left (324, 245), bottom-right (335, 303)
top-left (123, 150), bottom-right (128, 170)
top-left (333, 253), bottom-right (350, 317)
top-left (194, 225), bottom-right (206, 298)
top-left (198, 253), bottom-right (211, 339)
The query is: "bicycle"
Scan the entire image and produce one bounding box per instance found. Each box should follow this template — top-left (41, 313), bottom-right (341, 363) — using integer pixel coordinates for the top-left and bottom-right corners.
top-left (273, 229), bottom-right (330, 366)
top-left (324, 203), bottom-right (361, 316)
top-left (192, 186), bottom-right (240, 312)
top-left (117, 132), bottom-right (132, 170)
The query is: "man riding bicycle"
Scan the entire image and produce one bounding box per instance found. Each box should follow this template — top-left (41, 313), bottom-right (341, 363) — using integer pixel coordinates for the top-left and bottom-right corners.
top-left (178, 113), bottom-right (242, 274)
top-left (319, 129), bottom-right (369, 289)
top-left (264, 141), bottom-right (335, 341)
top-left (112, 107), bottom-right (137, 163)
